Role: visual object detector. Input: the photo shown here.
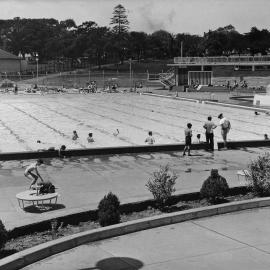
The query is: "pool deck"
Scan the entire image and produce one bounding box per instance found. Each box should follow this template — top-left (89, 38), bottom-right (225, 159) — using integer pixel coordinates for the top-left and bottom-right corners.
top-left (0, 147), bottom-right (267, 231)
top-left (0, 92), bottom-right (268, 231)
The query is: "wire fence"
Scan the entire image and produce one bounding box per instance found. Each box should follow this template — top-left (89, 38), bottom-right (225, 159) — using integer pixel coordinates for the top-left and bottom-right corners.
top-left (1, 71), bottom-right (162, 89)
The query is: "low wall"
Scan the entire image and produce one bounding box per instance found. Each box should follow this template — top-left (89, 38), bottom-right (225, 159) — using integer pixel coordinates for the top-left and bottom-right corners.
top-left (0, 143), bottom-right (208, 161)
top-left (1, 196), bottom-right (270, 270)
top-left (0, 138), bottom-right (269, 161)
top-left (218, 140), bottom-right (270, 150)
top-left (8, 186), bottom-right (247, 239)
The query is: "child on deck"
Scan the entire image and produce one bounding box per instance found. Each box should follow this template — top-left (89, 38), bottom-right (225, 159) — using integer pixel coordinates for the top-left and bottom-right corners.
top-left (24, 159), bottom-right (44, 189)
top-left (218, 113), bottom-right (231, 148)
top-left (183, 123), bottom-right (192, 156)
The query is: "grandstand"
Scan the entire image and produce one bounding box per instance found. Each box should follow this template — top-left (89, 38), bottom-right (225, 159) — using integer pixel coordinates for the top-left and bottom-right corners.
top-left (148, 56), bottom-right (270, 90)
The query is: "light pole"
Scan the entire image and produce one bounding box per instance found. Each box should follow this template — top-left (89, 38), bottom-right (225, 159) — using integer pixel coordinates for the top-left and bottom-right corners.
top-left (35, 52), bottom-right (39, 86)
top-left (129, 58), bottom-right (132, 90)
top-left (18, 51), bottom-right (23, 80)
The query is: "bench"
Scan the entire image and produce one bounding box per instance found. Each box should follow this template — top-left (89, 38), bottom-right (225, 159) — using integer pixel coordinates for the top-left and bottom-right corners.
top-left (16, 190), bottom-right (59, 209)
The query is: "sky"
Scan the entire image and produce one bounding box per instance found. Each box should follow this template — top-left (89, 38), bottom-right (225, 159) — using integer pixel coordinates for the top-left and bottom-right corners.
top-left (0, 0), bottom-right (269, 35)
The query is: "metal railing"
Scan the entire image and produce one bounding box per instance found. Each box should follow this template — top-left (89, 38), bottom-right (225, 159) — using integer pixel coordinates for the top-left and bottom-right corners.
top-left (147, 73), bottom-right (160, 81)
top-left (174, 56), bottom-right (270, 64)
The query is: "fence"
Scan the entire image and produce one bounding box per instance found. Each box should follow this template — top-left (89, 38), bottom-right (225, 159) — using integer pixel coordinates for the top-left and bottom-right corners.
top-left (1, 71), bottom-right (157, 89)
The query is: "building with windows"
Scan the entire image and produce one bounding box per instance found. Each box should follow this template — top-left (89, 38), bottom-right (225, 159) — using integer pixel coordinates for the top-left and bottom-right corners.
top-left (0, 48), bottom-right (25, 73)
top-left (170, 56), bottom-right (270, 88)
top-left (148, 56), bottom-right (270, 89)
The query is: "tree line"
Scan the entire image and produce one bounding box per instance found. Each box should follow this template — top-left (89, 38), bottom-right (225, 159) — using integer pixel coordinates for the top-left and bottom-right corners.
top-left (0, 4), bottom-right (270, 68)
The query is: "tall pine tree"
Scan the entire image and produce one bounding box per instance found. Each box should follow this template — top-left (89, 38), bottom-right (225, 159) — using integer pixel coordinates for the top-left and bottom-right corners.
top-left (110, 4), bottom-right (129, 35)
top-left (110, 4), bottom-right (130, 63)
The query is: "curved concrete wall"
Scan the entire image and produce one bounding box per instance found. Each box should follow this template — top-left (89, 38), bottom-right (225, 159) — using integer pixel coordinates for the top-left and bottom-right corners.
top-left (1, 197), bottom-right (270, 270)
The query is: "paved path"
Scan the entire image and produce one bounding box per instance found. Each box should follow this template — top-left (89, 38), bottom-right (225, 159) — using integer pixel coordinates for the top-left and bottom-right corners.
top-left (22, 206), bottom-right (270, 270)
top-left (0, 147), bottom-right (267, 231)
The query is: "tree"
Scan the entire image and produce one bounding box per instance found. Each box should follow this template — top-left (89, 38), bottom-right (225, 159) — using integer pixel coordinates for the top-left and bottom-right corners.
top-left (149, 30), bottom-right (174, 59)
top-left (6, 18), bottom-right (60, 59)
top-left (98, 192), bottom-right (121, 227)
top-left (85, 26), bottom-right (112, 68)
top-left (110, 4), bottom-right (129, 35)
top-left (175, 33), bottom-right (203, 57)
top-left (146, 164), bottom-right (177, 209)
top-left (60, 19), bottom-right (77, 31)
top-left (128, 31), bottom-right (148, 61)
top-left (245, 27), bottom-right (270, 55)
top-left (248, 153), bottom-right (270, 196)
top-left (110, 4), bottom-right (130, 63)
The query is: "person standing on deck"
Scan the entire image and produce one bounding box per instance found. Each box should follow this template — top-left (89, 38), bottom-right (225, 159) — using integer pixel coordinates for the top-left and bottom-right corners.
top-left (203, 116), bottom-right (217, 151)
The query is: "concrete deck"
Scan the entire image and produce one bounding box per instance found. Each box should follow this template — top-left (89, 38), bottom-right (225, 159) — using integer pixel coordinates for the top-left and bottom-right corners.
top-left (21, 206), bottom-right (270, 270)
top-left (0, 147), bottom-right (268, 231)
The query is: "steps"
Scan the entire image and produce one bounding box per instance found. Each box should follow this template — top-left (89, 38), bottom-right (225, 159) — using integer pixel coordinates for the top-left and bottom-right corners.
top-left (147, 68), bottom-right (175, 89)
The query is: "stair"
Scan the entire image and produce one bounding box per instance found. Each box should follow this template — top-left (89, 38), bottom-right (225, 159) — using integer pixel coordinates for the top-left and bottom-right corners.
top-left (147, 68), bottom-right (175, 89)
top-left (159, 68), bottom-right (175, 88)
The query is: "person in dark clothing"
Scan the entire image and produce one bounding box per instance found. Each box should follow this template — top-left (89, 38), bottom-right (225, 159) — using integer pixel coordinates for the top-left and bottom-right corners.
top-left (183, 123), bottom-right (192, 156)
top-left (203, 116), bottom-right (217, 151)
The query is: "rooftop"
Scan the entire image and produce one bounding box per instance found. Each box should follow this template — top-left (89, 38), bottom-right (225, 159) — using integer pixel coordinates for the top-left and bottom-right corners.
top-left (171, 56), bottom-right (270, 66)
top-left (0, 48), bottom-right (20, 60)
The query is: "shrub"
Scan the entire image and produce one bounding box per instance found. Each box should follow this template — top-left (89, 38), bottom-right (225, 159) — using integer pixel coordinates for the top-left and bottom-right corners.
top-left (146, 164), bottom-right (177, 209)
top-left (98, 192), bottom-right (120, 227)
top-left (0, 219), bottom-right (8, 250)
top-left (248, 153), bottom-right (270, 196)
top-left (200, 169), bottom-right (229, 203)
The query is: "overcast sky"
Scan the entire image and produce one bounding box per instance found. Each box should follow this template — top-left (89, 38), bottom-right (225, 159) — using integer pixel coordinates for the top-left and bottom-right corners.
top-left (0, 0), bottom-right (269, 35)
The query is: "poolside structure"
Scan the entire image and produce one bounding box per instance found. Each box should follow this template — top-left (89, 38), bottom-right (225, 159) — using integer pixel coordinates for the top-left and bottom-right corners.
top-left (148, 56), bottom-right (270, 89)
top-left (0, 48), bottom-right (26, 73)
top-left (253, 84), bottom-right (270, 106)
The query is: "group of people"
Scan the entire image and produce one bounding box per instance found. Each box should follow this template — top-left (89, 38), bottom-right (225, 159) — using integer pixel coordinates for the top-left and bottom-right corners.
top-left (183, 113), bottom-right (231, 156)
top-left (226, 80), bottom-right (248, 90)
top-left (144, 113), bottom-right (232, 156)
top-left (79, 81), bottom-right (98, 94)
top-left (190, 80), bottom-right (200, 89)
top-left (72, 130), bottom-right (94, 143)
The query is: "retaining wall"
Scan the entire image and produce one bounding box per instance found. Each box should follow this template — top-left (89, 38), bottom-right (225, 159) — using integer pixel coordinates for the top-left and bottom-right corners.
top-left (0, 143), bottom-right (208, 161)
top-left (1, 196), bottom-right (270, 270)
top-left (218, 140), bottom-right (270, 150)
top-left (0, 139), bottom-right (269, 161)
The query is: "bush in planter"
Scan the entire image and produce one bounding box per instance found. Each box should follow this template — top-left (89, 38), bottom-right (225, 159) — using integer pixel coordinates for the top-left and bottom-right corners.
top-left (146, 164), bottom-right (177, 209)
top-left (98, 192), bottom-right (120, 227)
top-left (200, 169), bottom-right (229, 203)
top-left (248, 153), bottom-right (270, 196)
top-left (0, 219), bottom-right (8, 250)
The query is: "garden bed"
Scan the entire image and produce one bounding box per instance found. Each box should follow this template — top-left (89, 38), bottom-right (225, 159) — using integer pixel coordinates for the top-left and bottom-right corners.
top-left (0, 187), bottom-right (254, 259)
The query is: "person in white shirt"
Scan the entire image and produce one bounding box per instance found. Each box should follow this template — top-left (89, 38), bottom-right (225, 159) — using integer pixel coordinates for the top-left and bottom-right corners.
top-left (24, 159), bottom-right (44, 189)
top-left (218, 113), bottom-right (231, 148)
